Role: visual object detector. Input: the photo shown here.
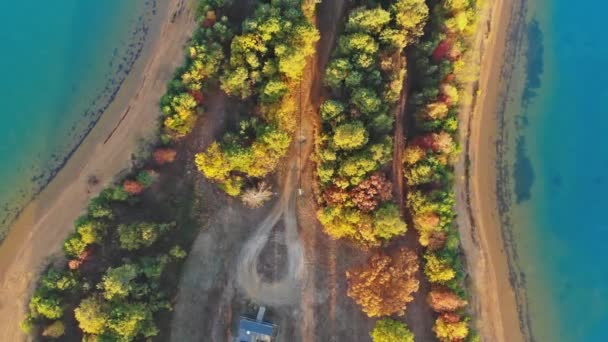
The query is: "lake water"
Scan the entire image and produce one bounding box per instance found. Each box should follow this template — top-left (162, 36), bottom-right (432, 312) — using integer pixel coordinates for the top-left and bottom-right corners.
top-left (0, 1), bottom-right (155, 238)
top-left (500, 0), bottom-right (608, 341)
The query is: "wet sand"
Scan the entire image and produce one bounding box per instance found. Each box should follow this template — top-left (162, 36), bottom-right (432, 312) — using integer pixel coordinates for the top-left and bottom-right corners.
top-left (455, 0), bottom-right (528, 341)
top-left (0, 0), bottom-right (195, 339)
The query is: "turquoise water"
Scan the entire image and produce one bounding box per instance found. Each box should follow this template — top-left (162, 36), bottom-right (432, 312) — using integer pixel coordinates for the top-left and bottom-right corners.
top-left (502, 0), bottom-right (608, 341)
top-left (0, 1), bottom-right (154, 237)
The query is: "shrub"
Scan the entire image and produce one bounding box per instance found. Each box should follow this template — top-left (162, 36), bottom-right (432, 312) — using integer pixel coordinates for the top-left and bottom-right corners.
top-left (136, 170), bottom-right (157, 187)
top-left (169, 245), bottom-right (187, 259)
top-left (42, 321), bottom-right (65, 338)
top-left (19, 315), bottom-right (35, 334)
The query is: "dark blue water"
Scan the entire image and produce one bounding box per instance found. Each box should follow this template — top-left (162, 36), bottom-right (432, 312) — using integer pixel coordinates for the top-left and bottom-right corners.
top-left (505, 0), bottom-right (608, 340)
top-left (0, 1), bottom-right (150, 237)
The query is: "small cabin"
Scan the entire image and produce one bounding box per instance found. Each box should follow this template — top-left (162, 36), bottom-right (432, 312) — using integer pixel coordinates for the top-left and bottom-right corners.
top-left (235, 306), bottom-right (277, 342)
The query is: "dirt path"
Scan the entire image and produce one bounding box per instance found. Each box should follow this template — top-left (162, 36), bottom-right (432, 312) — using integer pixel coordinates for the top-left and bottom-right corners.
top-left (392, 57), bottom-right (408, 214)
top-left (235, 163), bottom-right (306, 306)
top-left (0, 1), bottom-right (195, 340)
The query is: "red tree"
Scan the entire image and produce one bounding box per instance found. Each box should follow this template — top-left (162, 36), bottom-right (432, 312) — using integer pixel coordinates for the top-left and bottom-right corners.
top-left (153, 148), bottom-right (177, 165)
top-left (349, 173), bottom-right (392, 212)
top-left (123, 180), bottom-right (145, 195)
top-left (428, 288), bottom-right (468, 312)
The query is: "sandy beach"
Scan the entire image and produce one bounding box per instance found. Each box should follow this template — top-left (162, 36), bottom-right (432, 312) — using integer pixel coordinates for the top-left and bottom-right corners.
top-left (455, 0), bottom-right (528, 341)
top-left (0, 0), bottom-right (195, 339)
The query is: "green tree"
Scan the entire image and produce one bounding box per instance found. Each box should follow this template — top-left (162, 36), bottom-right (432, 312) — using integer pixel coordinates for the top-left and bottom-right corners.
top-left (75, 296), bottom-right (108, 335)
top-left (333, 121), bottom-right (369, 150)
top-left (220, 67), bottom-right (251, 98)
top-left (372, 203), bottom-right (407, 240)
top-left (424, 253), bottom-right (456, 283)
top-left (352, 88), bottom-right (381, 115)
top-left (346, 7), bottom-right (391, 34)
top-left (325, 58), bottom-right (352, 88)
top-left (391, 0), bottom-right (429, 44)
top-left (338, 33), bottom-right (379, 55)
top-left (87, 196), bottom-right (113, 219)
top-left (76, 219), bottom-right (104, 245)
top-left (261, 79), bottom-right (288, 103)
top-left (320, 100), bottom-right (345, 121)
top-left (117, 222), bottom-right (172, 251)
top-left (371, 318), bottom-right (415, 342)
top-left (63, 233), bottom-right (87, 258)
top-left (40, 269), bottom-right (78, 292)
top-left (100, 264), bottom-right (139, 300)
top-left (105, 301), bottom-right (157, 339)
top-left (29, 291), bottom-right (64, 320)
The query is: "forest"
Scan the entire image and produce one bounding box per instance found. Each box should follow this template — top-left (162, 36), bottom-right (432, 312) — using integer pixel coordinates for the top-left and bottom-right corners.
top-left (20, 0), bottom-right (484, 341)
top-left (314, 0), bottom-right (483, 341)
top-left (194, 0), bottom-right (319, 199)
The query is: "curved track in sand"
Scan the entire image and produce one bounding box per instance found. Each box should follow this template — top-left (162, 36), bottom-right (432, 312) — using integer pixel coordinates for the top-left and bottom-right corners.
top-left (235, 164), bottom-right (306, 306)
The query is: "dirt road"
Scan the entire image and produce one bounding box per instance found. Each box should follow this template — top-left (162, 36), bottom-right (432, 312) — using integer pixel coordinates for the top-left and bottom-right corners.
top-left (235, 163), bottom-right (306, 307)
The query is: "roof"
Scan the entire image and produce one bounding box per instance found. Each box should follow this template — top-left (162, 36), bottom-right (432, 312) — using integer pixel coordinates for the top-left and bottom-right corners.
top-left (237, 318), bottom-right (275, 342)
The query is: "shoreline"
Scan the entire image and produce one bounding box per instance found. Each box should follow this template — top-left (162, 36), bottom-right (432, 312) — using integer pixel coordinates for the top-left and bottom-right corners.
top-left (0, 0), bottom-right (195, 339)
top-left (0, 1), bottom-right (156, 238)
top-left (455, 0), bottom-right (530, 341)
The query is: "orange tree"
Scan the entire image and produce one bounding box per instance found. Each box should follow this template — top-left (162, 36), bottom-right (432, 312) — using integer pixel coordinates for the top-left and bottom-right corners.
top-left (346, 248), bottom-right (419, 317)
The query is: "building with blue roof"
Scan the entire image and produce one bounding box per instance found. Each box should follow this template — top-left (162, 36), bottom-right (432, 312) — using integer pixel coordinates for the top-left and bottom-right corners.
top-left (235, 306), bottom-right (277, 342)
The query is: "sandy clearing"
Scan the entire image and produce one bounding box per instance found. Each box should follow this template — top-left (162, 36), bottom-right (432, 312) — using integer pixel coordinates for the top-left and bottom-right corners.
top-left (0, 0), bottom-right (196, 339)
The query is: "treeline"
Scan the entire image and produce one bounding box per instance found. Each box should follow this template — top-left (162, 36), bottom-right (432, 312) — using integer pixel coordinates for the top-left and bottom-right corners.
top-left (315, 1), bottom-right (427, 248)
top-left (20, 1), bottom-right (232, 340)
top-left (161, 0), bottom-right (233, 140)
top-left (195, 0), bottom-right (319, 199)
top-left (403, 0), bottom-right (481, 341)
top-left (313, 0), bottom-right (429, 341)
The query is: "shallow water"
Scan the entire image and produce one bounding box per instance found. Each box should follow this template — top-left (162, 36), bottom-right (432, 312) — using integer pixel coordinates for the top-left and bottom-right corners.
top-left (501, 0), bottom-right (608, 340)
top-left (0, 1), bottom-right (153, 237)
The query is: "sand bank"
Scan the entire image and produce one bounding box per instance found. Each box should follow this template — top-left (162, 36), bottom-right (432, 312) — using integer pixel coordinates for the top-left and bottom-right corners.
top-left (0, 0), bottom-right (195, 339)
top-left (455, 0), bottom-right (529, 341)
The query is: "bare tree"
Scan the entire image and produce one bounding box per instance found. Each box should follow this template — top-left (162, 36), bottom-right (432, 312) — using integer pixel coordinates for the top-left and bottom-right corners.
top-left (241, 181), bottom-right (273, 208)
